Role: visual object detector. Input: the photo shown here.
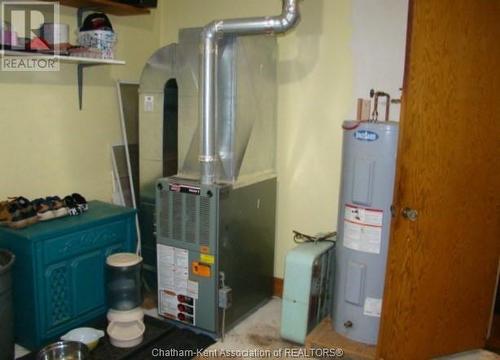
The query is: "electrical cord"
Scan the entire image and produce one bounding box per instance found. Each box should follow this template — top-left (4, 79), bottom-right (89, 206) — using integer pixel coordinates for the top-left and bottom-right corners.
top-left (219, 272), bottom-right (226, 342)
top-left (292, 230), bottom-right (337, 244)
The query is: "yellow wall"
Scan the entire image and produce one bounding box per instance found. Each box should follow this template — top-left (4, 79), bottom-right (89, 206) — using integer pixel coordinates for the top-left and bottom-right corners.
top-left (160, 0), bottom-right (353, 277)
top-left (0, 5), bottom-right (162, 202)
top-left (1, 1), bottom-right (403, 279)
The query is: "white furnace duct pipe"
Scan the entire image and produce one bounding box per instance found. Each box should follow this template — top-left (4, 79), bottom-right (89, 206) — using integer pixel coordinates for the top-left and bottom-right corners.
top-left (199, 0), bottom-right (301, 184)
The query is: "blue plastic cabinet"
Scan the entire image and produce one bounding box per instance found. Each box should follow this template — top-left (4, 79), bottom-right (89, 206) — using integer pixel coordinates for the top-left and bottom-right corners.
top-left (0, 201), bottom-right (136, 350)
top-left (281, 241), bottom-right (335, 344)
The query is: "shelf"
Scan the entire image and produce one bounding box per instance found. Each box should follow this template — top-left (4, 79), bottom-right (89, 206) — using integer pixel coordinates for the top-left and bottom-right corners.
top-left (1, 50), bottom-right (126, 65)
top-left (3, 0), bottom-right (145, 109)
top-left (1, 50), bottom-right (125, 109)
top-left (40, 0), bottom-right (150, 16)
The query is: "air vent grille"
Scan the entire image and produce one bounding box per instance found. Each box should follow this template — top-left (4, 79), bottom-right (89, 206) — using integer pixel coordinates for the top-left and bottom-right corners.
top-left (185, 195), bottom-right (197, 244)
top-left (157, 184), bottom-right (213, 246)
top-left (199, 197), bottom-right (210, 246)
top-left (159, 190), bottom-right (170, 238)
top-left (172, 192), bottom-right (183, 241)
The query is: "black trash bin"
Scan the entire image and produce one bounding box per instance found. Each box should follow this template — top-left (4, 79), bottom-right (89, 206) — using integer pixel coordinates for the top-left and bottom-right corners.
top-left (0, 250), bottom-right (15, 360)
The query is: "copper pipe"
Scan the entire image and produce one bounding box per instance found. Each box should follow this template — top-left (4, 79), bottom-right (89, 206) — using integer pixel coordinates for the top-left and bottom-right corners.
top-left (370, 89), bottom-right (391, 122)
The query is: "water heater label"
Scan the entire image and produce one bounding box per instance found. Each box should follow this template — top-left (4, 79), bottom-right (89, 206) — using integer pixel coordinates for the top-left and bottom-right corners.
top-left (354, 130), bottom-right (379, 141)
top-left (343, 204), bottom-right (383, 254)
top-left (363, 297), bottom-right (382, 317)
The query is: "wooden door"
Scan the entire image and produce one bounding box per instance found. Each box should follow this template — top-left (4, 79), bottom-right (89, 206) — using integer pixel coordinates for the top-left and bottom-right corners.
top-left (377, 0), bottom-right (500, 359)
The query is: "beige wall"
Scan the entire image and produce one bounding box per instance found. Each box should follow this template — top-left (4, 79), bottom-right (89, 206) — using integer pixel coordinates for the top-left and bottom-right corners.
top-left (0, 5), bottom-right (162, 202)
top-left (159, 0), bottom-right (354, 278)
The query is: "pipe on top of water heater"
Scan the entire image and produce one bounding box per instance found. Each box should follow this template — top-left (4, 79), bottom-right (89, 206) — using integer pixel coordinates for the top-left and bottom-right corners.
top-left (199, 0), bottom-right (301, 185)
top-left (370, 89), bottom-right (391, 122)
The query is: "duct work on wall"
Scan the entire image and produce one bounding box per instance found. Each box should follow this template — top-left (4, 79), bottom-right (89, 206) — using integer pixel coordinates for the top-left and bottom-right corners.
top-left (139, 29), bottom-right (278, 189)
top-left (198, 0), bottom-right (300, 184)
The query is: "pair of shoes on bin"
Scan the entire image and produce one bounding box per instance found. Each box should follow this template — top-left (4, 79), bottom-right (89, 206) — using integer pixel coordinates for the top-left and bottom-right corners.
top-left (33, 193), bottom-right (88, 219)
top-left (0, 193), bottom-right (88, 229)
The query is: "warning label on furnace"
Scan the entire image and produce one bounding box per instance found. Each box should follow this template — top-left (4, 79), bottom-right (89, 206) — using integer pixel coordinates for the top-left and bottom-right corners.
top-left (343, 204), bottom-right (383, 254)
top-left (157, 244), bottom-right (196, 325)
top-left (157, 245), bottom-right (189, 295)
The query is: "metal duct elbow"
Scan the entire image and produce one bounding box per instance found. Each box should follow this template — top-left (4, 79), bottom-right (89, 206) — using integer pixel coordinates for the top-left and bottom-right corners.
top-left (199, 0), bottom-right (300, 185)
top-left (274, 0), bottom-right (300, 32)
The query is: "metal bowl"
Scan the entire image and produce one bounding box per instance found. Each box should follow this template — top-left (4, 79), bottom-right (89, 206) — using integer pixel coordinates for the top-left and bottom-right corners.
top-left (36, 341), bottom-right (90, 360)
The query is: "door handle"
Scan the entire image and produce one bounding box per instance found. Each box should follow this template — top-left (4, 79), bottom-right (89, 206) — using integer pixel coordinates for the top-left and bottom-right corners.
top-left (402, 207), bottom-right (418, 221)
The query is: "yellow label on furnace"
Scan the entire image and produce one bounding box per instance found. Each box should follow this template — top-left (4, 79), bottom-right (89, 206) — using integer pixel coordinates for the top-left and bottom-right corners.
top-left (200, 254), bottom-right (215, 264)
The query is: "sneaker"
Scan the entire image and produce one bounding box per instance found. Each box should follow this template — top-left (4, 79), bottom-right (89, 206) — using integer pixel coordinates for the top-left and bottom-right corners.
top-left (63, 196), bottom-right (82, 216)
top-left (72, 193), bottom-right (88, 212)
top-left (32, 198), bottom-right (55, 221)
top-left (46, 196), bottom-right (68, 218)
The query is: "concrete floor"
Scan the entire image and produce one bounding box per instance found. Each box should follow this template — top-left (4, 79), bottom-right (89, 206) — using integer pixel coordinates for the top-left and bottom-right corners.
top-left (16, 298), bottom-right (499, 359)
top-left (205, 298), bottom-right (308, 358)
top-left (203, 298), bottom-right (498, 360)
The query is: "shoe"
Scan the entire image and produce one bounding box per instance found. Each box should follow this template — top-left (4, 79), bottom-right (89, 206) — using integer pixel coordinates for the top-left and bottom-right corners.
top-left (5, 197), bottom-right (38, 228)
top-left (16, 197), bottom-right (39, 226)
top-left (0, 200), bottom-right (10, 224)
top-left (72, 193), bottom-right (88, 212)
top-left (63, 196), bottom-right (82, 216)
top-left (46, 196), bottom-right (68, 218)
top-left (32, 198), bottom-right (55, 221)
top-left (0, 200), bottom-right (17, 226)
top-left (5, 202), bottom-right (28, 229)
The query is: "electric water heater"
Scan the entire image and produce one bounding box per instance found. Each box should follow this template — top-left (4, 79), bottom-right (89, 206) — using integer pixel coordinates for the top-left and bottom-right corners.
top-left (332, 120), bottom-right (399, 345)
